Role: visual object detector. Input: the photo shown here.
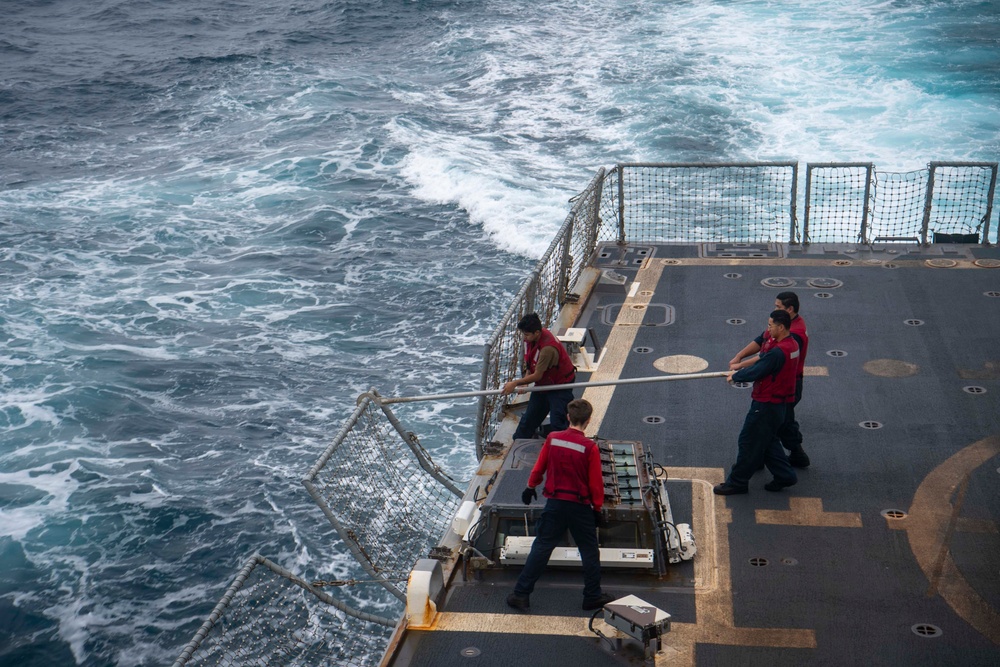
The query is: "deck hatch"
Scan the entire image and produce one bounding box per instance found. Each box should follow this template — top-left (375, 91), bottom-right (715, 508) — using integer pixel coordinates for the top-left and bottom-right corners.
top-left (762, 277), bottom-right (796, 287)
top-left (807, 277), bottom-right (843, 288)
top-left (600, 303), bottom-right (674, 326)
top-left (703, 243), bottom-right (782, 258)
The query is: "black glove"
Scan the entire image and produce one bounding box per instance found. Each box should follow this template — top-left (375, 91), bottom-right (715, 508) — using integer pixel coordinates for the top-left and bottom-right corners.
top-left (593, 510), bottom-right (606, 528)
top-left (521, 487), bottom-right (537, 505)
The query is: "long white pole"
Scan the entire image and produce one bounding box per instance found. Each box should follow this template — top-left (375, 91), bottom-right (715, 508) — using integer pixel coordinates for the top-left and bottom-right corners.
top-left (378, 371), bottom-right (729, 405)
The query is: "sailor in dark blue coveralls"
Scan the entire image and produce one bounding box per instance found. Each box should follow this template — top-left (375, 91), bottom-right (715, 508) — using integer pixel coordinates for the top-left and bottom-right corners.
top-left (715, 309), bottom-right (799, 496)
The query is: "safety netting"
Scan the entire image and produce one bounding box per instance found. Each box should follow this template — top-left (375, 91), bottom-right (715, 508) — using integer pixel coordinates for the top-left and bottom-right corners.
top-left (803, 163), bottom-right (873, 243)
top-left (173, 555), bottom-right (394, 667)
top-left (303, 394), bottom-right (462, 600)
top-left (925, 162), bottom-right (997, 242)
top-left (599, 163), bottom-right (798, 244)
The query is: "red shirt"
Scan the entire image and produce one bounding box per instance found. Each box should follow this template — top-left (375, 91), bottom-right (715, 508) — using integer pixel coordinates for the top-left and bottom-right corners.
top-left (528, 426), bottom-right (605, 510)
top-left (750, 335), bottom-right (799, 403)
top-left (790, 315), bottom-right (808, 378)
top-left (525, 328), bottom-right (576, 386)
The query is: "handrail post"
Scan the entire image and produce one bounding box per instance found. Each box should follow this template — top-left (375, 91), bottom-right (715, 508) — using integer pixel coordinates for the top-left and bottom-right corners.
top-left (474, 341), bottom-right (491, 460)
top-left (617, 164), bottom-right (626, 245)
top-left (803, 163), bottom-right (813, 245)
top-left (591, 167), bottom-right (607, 255)
top-left (984, 163), bottom-right (998, 245)
top-left (789, 161), bottom-right (799, 244)
top-left (861, 164), bottom-right (873, 244)
top-left (921, 163), bottom-right (936, 246)
top-left (558, 218), bottom-right (574, 305)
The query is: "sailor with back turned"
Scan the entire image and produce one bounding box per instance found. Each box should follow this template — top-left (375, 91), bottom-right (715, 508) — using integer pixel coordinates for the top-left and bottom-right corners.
top-left (506, 398), bottom-right (614, 612)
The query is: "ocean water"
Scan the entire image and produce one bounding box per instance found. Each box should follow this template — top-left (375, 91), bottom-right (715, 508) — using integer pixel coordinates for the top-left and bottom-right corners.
top-left (0, 0), bottom-right (997, 664)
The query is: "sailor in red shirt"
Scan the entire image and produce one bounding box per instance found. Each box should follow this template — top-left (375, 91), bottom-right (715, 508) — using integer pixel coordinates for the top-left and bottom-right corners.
top-left (506, 399), bottom-right (614, 612)
top-left (715, 310), bottom-right (799, 496)
top-left (501, 313), bottom-right (576, 440)
top-left (775, 291), bottom-right (810, 467)
top-left (729, 291), bottom-right (810, 468)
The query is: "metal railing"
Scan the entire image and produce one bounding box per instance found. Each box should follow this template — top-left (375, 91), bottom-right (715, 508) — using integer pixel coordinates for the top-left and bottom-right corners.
top-left (804, 161), bottom-right (997, 244)
top-left (474, 168), bottom-right (608, 457)
top-left (474, 160), bottom-right (998, 453)
top-left (177, 158), bottom-right (997, 667)
top-left (302, 391), bottom-right (463, 601)
top-left (173, 554), bottom-right (394, 667)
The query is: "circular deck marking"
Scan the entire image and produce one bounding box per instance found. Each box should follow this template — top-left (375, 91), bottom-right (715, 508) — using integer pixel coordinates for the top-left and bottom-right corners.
top-left (642, 415), bottom-right (665, 424)
top-left (827, 349), bottom-right (848, 358)
top-left (833, 260), bottom-right (853, 266)
top-left (781, 557), bottom-right (798, 566)
top-left (731, 381), bottom-right (750, 389)
top-left (633, 346), bottom-right (653, 354)
top-left (881, 509), bottom-right (908, 520)
top-left (807, 277), bottom-right (843, 289)
top-left (963, 386), bottom-right (987, 395)
top-left (814, 292), bottom-right (833, 298)
top-left (654, 355), bottom-right (709, 374)
top-left (639, 290), bottom-right (655, 297)
top-left (903, 436), bottom-right (1000, 644)
top-left (860, 421), bottom-right (883, 429)
top-left (973, 258), bottom-right (1000, 268)
top-left (460, 647), bottom-right (482, 657)
top-left (724, 272), bottom-right (742, 279)
top-left (661, 259), bottom-right (680, 265)
top-left (727, 318), bottom-right (746, 325)
top-left (865, 259), bottom-right (883, 265)
top-left (762, 277), bottom-right (796, 287)
top-left (985, 291), bottom-right (1000, 298)
top-left (883, 263), bottom-right (899, 269)
top-left (863, 359), bottom-right (919, 378)
top-left (926, 258), bottom-right (958, 268)
top-left (911, 624), bottom-right (942, 638)
top-left (904, 319), bottom-right (924, 326)
top-left (749, 557), bottom-right (769, 567)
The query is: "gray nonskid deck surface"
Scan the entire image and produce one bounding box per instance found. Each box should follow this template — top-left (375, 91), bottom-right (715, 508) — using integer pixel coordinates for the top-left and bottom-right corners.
top-left (580, 247), bottom-right (1000, 664)
top-left (393, 244), bottom-right (1000, 666)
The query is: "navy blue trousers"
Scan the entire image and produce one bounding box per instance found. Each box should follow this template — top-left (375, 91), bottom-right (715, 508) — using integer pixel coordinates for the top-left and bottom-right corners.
top-left (777, 377), bottom-right (804, 450)
top-left (513, 498), bottom-right (602, 600)
top-left (726, 400), bottom-right (797, 488)
top-left (512, 387), bottom-right (573, 440)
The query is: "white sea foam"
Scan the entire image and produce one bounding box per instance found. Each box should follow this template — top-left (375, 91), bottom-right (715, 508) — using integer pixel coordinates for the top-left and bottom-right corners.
top-left (395, 141), bottom-right (566, 258)
top-left (1, 2), bottom-right (997, 665)
top-left (651, 0), bottom-right (999, 167)
top-left (0, 460), bottom-right (82, 540)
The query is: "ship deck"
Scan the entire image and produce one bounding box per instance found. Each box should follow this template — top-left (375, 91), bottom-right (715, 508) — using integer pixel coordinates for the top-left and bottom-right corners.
top-left (387, 242), bottom-right (1000, 666)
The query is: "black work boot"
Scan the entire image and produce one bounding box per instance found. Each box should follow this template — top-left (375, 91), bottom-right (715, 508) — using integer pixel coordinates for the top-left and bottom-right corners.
top-left (506, 593), bottom-right (530, 612)
top-left (787, 445), bottom-right (810, 468)
top-left (582, 592), bottom-right (616, 611)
